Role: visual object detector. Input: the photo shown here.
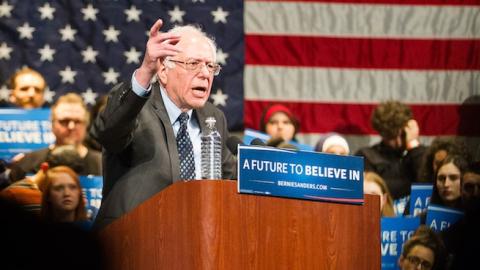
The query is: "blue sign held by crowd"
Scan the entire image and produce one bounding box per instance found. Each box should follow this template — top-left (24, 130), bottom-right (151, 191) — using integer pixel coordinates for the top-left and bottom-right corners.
top-left (79, 175), bottom-right (103, 221)
top-left (237, 145), bottom-right (364, 204)
top-left (0, 108), bottom-right (54, 161)
top-left (409, 183), bottom-right (433, 217)
top-left (425, 204), bottom-right (464, 232)
top-left (381, 217), bottom-right (421, 270)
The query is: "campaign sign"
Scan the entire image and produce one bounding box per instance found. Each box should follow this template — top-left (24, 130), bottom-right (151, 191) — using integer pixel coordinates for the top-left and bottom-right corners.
top-left (381, 217), bottom-right (421, 270)
top-left (409, 183), bottom-right (433, 217)
top-left (237, 145), bottom-right (364, 204)
top-left (243, 128), bottom-right (314, 151)
top-left (425, 204), bottom-right (464, 232)
top-left (80, 175), bottom-right (103, 221)
top-left (0, 108), bottom-right (54, 161)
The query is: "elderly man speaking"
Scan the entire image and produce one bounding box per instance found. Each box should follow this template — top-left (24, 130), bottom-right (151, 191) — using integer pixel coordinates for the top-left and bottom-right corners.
top-left (90, 19), bottom-right (236, 229)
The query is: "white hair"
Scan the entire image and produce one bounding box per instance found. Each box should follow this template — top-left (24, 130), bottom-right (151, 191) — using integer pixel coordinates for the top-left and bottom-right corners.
top-left (168, 25), bottom-right (217, 62)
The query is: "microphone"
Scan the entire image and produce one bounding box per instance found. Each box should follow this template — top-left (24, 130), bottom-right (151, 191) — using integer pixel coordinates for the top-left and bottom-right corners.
top-left (250, 138), bottom-right (266, 146)
top-left (226, 136), bottom-right (244, 156)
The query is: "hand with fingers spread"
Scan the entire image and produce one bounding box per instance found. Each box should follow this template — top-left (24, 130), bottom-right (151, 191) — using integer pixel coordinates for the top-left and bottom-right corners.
top-left (136, 19), bottom-right (181, 88)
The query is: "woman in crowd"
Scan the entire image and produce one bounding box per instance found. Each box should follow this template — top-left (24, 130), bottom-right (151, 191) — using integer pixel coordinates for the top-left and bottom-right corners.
top-left (41, 166), bottom-right (88, 225)
top-left (314, 132), bottom-right (350, 155)
top-left (430, 155), bottom-right (468, 210)
top-left (363, 171), bottom-right (396, 217)
top-left (420, 137), bottom-right (470, 183)
top-left (260, 104), bottom-right (299, 143)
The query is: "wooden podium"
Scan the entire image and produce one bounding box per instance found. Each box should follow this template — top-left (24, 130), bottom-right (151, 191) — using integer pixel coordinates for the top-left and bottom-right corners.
top-left (99, 180), bottom-right (380, 270)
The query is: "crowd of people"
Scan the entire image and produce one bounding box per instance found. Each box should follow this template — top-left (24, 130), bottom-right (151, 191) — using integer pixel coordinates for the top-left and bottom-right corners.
top-left (0, 20), bottom-right (478, 270)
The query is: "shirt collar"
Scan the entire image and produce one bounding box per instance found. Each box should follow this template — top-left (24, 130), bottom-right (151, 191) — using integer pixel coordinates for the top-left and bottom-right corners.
top-left (159, 85), bottom-right (193, 125)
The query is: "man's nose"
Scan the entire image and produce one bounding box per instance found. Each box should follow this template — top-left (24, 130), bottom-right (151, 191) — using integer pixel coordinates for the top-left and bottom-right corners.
top-left (67, 120), bottom-right (76, 129)
top-left (27, 87), bottom-right (36, 97)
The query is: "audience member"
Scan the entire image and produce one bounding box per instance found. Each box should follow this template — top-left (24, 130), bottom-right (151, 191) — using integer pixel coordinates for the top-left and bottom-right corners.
top-left (0, 145), bottom-right (84, 215)
top-left (41, 166), bottom-right (88, 225)
top-left (441, 161), bottom-right (480, 269)
top-left (5, 67), bottom-right (47, 108)
top-left (355, 101), bottom-right (427, 201)
top-left (398, 225), bottom-right (446, 270)
top-left (430, 155), bottom-right (468, 210)
top-left (260, 104), bottom-right (299, 142)
top-left (364, 171), bottom-right (396, 217)
top-left (419, 137), bottom-right (470, 183)
top-left (1, 197), bottom-right (103, 270)
top-left (265, 137), bottom-right (298, 150)
top-left (9, 93), bottom-right (102, 181)
top-left (314, 132), bottom-right (350, 155)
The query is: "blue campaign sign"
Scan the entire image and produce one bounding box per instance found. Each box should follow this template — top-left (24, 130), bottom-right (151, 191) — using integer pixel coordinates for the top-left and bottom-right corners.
top-left (381, 217), bottom-right (421, 270)
top-left (425, 204), bottom-right (464, 232)
top-left (237, 145), bottom-right (364, 204)
top-left (80, 175), bottom-right (103, 222)
top-left (0, 108), bottom-right (54, 161)
top-left (409, 183), bottom-right (433, 217)
top-left (243, 128), bottom-right (314, 151)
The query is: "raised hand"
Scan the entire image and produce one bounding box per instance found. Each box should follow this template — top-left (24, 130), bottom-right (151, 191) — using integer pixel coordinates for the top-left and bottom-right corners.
top-left (136, 19), bottom-right (181, 88)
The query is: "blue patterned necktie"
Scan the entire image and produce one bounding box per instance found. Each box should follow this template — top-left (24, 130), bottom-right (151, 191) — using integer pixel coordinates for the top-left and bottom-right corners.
top-left (176, 112), bottom-right (195, 180)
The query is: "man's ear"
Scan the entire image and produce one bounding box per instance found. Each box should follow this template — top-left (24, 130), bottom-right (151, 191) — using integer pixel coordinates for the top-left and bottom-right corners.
top-left (158, 60), bottom-right (168, 85)
top-left (9, 90), bottom-right (17, 104)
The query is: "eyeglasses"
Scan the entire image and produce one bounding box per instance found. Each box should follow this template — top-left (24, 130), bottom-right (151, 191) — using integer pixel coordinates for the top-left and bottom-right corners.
top-left (406, 255), bottom-right (433, 270)
top-left (165, 58), bottom-right (221, 76)
top-left (55, 119), bottom-right (85, 127)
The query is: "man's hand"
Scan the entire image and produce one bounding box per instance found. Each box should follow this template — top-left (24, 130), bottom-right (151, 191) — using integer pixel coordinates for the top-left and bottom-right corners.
top-left (404, 119), bottom-right (420, 150)
top-left (135, 19), bottom-right (181, 88)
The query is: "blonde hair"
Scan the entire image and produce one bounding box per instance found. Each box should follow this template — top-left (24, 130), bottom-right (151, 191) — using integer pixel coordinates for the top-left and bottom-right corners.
top-left (51, 93), bottom-right (90, 125)
top-left (365, 171), bottom-right (396, 217)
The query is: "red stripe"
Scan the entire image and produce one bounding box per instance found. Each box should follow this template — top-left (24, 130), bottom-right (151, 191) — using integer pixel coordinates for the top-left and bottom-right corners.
top-left (246, 0), bottom-right (480, 6)
top-left (244, 100), bottom-right (480, 136)
top-left (246, 35), bottom-right (480, 70)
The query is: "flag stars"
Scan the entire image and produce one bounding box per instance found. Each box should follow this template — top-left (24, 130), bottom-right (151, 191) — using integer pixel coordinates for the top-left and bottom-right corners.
top-left (38, 44), bottom-right (56, 62)
top-left (103, 26), bottom-right (120, 42)
top-left (102, 68), bottom-right (120, 85)
top-left (124, 47), bottom-right (141, 64)
top-left (38, 3), bottom-right (55, 20)
top-left (81, 4), bottom-right (98, 21)
top-left (17, 22), bottom-right (35, 40)
top-left (43, 87), bottom-right (55, 103)
top-left (211, 7), bottom-right (229, 24)
top-left (210, 89), bottom-right (228, 107)
top-left (0, 85), bottom-right (10, 101)
top-left (216, 48), bottom-right (229, 65)
top-left (169, 6), bottom-right (185, 23)
top-left (0, 1), bottom-right (13, 18)
top-left (81, 88), bottom-right (98, 105)
top-left (59, 24), bottom-right (77, 42)
top-left (124, 5), bottom-right (141, 22)
top-left (81, 46), bottom-right (98, 63)
top-left (0, 42), bottom-right (13, 60)
top-left (59, 66), bottom-right (77, 84)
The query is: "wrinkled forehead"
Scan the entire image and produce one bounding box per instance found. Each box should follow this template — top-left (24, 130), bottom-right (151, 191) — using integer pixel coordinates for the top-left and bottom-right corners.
top-left (175, 30), bottom-right (215, 60)
top-left (53, 103), bottom-right (86, 119)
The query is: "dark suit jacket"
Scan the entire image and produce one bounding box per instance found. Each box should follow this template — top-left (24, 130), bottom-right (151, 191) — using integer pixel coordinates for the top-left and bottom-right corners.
top-left (90, 81), bottom-right (236, 229)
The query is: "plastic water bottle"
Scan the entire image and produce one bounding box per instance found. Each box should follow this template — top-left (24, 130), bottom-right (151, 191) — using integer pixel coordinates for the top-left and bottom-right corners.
top-left (201, 117), bottom-right (222, 179)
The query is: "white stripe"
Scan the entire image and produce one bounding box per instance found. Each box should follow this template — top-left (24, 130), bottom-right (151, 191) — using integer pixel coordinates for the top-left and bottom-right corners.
top-left (244, 66), bottom-right (480, 104)
top-left (428, 205), bottom-right (464, 214)
top-left (245, 2), bottom-right (480, 39)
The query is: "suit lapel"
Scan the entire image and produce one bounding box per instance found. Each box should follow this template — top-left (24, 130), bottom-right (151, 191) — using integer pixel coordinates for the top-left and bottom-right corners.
top-left (150, 83), bottom-right (181, 181)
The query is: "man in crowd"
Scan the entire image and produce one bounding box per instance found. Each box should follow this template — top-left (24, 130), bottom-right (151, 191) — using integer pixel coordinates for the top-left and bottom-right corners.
top-left (355, 101), bottom-right (426, 209)
top-left (6, 67), bottom-right (47, 108)
top-left (9, 93), bottom-right (102, 181)
top-left (90, 19), bottom-right (236, 228)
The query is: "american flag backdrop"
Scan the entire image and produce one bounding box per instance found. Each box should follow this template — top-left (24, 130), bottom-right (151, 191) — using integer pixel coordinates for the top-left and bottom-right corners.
top-left (1, 0), bottom-right (480, 154)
